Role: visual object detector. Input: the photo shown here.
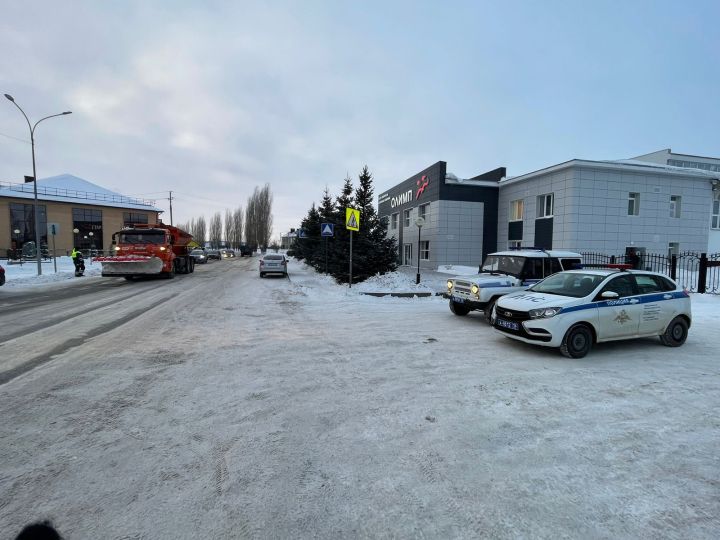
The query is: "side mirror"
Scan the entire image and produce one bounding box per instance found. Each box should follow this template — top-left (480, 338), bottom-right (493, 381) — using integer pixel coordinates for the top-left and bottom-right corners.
top-left (600, 291), bottom-right (619, 299)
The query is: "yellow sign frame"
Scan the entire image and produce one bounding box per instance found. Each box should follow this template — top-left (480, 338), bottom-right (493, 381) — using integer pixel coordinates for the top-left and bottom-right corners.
top-left (346, 208), bottom-right (360, 231)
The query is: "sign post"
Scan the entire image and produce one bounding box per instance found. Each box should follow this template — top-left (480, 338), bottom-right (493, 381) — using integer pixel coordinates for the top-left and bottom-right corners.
top-left (414, 216), bottom-right (425, 284)
top-left (321, 223), bottom-right (334, 274)
top-left (345, 209), bottom-right (360, 288)
top-left (47, 222), bottom-right (59, 273)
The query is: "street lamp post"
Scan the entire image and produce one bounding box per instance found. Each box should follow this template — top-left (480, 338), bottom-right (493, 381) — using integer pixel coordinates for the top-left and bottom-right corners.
top-left (13, 229), bottom-right (21, 261)
top-left (72, 228), bottom-right (79, 253)
top-left (4, 94), bottom-right (72, 276)
top-left (88, 232), bottom-right (94, 264)
top-left (414, 216), bottom-right (425, 285)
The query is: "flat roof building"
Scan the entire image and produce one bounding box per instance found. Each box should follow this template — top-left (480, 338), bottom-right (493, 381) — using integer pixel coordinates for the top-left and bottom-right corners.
top-left (378, 161), bottom-right (505, 268)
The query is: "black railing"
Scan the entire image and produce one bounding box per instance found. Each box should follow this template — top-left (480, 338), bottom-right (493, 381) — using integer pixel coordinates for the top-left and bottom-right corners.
top-left (581, 251), bottom-right (720, 294)
top-left (0, 180), bottom-right (156, 207)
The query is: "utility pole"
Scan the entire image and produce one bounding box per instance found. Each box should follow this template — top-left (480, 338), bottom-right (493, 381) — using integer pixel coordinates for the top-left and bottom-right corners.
top-left (169, 191), bottom-right (174, 225)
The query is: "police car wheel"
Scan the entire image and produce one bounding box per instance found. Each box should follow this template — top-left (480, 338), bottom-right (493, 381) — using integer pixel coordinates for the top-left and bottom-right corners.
top-left (483, 299), bottom-right (496, 323)
top-left (449, 300), bottom-right (470, 316)
top-left (560, 324), bottom-right (593, 359)
top-left (660, 316), bottom-right (688, 347)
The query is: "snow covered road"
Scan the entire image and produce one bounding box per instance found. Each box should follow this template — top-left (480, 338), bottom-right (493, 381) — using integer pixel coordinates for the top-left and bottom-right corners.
top-left (1, 258), bottom-right (719, 538)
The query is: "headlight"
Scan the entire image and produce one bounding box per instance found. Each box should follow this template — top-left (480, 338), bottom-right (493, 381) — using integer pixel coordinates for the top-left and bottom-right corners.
top-left (529, 307), bottom-right (562, 319)
top-left (114, 246), bottom-right (120, 251)
top-left (471, 284), bottom-right (479, 295)
top-left (159, 246), bottom-right (166, 251)
top-left (447, 280), bottom-right (453, 290)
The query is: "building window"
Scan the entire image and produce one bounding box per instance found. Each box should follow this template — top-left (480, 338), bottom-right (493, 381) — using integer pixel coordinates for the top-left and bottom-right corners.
top-left (668, 242), bottom-right (679, 258)
top-left (72, 207), bottom-right (103, 250)
top-left (404, 209), bottom-right (411, 227)
top-left (391, 213), bottom-right (398, 230)
top-left (123, 212), bottom-right (149, 225)
top-left (510, 199), bottom-right (524, 221)
top-left (670, 195), bottom-right (681, 218)
top-left (420, 241), bottom-right (429, 260)
top-left (628, 193), bottom-right (640, 216)
top-left (668, 159), bottom-right (720, 172)
top-left (537, 193), bottom-right (553, 218)
top-left (418, 203), bottom-right (429, 220)
top-left (508, 240), bottom-right (522, 249)
top-left (403, 243), bottom-right (412, 265)
top-left (9, 203), bottom-right (47, 249)
top-left (712, 195), bottom-right (720, 229)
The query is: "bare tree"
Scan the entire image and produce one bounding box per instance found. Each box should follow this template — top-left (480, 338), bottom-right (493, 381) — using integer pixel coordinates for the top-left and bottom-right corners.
top-left (209, 212), bottom-right (223, 248)
top-left (194, 216), bottom-right (207, 247)
top-left (232, 206), bottom-right (244, 248)
top-left (257, 184), bottom-right (273, 248)
top-left (224, 209), bottom-right (234, 248)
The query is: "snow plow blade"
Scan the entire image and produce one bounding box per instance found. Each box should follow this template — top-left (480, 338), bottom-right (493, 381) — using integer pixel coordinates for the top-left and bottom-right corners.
top-left (95, 255), bottom-right (164, 276)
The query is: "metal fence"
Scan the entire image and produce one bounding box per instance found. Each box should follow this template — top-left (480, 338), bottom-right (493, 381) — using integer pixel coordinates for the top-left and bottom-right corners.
top-left (581, 251), bottom-right (720, 294)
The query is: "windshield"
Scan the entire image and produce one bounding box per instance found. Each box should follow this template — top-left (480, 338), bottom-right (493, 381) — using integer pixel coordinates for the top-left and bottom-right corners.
top-left (119, 232), bottom-right (167, 245)
top-left (481, 255), bottom-right (525, 277)
top-left (529, 272), bottom-right (606, 298)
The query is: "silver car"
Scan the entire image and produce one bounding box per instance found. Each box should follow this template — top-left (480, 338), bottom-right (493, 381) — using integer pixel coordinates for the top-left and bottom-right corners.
top-left (259, 254), bottom-right (287, 277)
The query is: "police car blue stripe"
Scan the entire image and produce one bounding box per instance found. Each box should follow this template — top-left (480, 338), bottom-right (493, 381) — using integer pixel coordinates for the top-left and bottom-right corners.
top-left (559, 291), bottom-right (687, 315)
top-left (475, 282), bottom-right (513, 288)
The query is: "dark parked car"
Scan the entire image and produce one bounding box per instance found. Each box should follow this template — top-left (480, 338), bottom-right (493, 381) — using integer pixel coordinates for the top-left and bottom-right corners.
top-left (259, 254), bottom-right (287, 277)
top-left (206, 249), bottom-right (221, 260)
top-left (189, 249), bottom-right (208, 264)
top-left (0, 263), bottom-right (5, 286)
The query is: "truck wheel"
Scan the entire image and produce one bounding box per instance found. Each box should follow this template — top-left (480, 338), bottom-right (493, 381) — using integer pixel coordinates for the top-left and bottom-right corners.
top-left (484, 298), bottom-right (497, 324)
top-left (560, 324), bottom-right (593, 358)
top-left (660, 316), bottom-right (688, 347)
top-left (449, 299), bottom-right (470, 316)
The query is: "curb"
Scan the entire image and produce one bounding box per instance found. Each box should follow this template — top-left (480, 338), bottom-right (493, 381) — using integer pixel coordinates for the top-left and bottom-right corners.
top-left (360, 291), bottom-right (445, 298)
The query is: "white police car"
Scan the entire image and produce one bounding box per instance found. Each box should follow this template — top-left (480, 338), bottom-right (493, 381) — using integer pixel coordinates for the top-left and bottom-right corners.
top-left (492, 267), bottom-right (691, 358)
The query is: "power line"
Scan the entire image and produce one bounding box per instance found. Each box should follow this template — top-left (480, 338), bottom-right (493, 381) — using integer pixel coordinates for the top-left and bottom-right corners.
top-left (0, 131), bottom-right (30, 143)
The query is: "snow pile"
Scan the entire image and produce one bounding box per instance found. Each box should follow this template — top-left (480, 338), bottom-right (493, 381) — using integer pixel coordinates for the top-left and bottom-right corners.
top-left (1, 256), bottom-right (102, 288)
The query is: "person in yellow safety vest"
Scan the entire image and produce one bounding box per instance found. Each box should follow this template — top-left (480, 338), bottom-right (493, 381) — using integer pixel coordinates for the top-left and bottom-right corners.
top-left (71, 247), bottom-right (80, 261)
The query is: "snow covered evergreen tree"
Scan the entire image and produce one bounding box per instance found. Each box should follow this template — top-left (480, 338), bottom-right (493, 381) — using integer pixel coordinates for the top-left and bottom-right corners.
top-left (351, 166), bottom-right (397, 281)
top-left (292, 168), bottom-right (397, 283)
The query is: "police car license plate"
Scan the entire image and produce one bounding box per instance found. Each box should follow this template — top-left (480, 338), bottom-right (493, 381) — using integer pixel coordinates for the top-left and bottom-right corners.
top-left (451, 296), bottom-right (464, 304)
top-left (496, 318), bottom-right (519, 331)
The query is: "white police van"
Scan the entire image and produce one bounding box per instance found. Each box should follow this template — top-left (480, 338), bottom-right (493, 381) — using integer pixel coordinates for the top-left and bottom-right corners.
top-left (444, 249), bottom-right (582, 322)
top-left (492, 267), bottom-right (691, 358)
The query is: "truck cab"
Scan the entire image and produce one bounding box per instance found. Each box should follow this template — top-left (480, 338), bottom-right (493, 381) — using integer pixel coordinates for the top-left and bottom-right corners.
top-left (444, 249), bottom-right (582, 322)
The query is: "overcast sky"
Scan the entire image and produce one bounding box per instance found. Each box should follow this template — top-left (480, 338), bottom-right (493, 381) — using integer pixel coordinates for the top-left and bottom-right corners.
top-left (1, 1), bottom-right (718, 239)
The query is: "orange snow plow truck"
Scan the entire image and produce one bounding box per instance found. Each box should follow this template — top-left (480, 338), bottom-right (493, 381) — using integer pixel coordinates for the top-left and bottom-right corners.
top-left (96, 223), bottom-right (195, 279)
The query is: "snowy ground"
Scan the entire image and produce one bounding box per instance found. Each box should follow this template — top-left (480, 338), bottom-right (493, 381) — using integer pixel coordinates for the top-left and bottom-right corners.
top-left (1, 257), bottom-right (719, 538)
top-left (1, 256), bottom-right (102, 288)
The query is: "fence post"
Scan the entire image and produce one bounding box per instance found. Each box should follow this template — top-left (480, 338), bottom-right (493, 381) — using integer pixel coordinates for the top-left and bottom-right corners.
top-left (698, 253), bottom-right (707, 294)
top-left (610, 255), bottom-right (616, 264)
top-left (670, 254), bottom-right (677, 281)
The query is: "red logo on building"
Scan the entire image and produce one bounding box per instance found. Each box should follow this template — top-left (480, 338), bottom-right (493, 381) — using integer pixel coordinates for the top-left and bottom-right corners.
top-left (416, 175), bottom-right (429, 199)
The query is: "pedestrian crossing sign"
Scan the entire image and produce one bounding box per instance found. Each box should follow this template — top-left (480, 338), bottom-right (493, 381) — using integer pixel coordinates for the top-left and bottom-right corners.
top-left (321, 223), bottom-right (334, 237)
top-left (345, 208), bottom-right (360, 231)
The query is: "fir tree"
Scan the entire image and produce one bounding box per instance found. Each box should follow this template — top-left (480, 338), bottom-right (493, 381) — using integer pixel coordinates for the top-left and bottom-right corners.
top-left (326, 175), bottom-right (355, 281)
top-left (351, 166), bottom-right (397, 281)
top-left (290, 203), bottom-right (321, 263)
